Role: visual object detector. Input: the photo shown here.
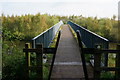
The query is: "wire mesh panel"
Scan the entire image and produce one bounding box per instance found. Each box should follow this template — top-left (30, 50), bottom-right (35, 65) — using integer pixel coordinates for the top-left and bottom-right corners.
top-left (32, 21), bottom-right (63, 48)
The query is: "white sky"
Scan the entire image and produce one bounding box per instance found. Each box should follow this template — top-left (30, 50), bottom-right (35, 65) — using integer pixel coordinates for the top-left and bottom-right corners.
top-left (0, 0), bottom-right (120, 18)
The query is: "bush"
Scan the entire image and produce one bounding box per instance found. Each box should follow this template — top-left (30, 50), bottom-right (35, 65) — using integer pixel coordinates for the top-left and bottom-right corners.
top-left (101, 71), bottom-right (115, 79)
top-left (2, 41), bottom-right (26, 80)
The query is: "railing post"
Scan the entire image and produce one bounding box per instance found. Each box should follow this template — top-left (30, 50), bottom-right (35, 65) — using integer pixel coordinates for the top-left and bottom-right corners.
top-left (25, 43), bottom-right (30, 80)
top-left (115, 44), bottom-right (120, 80)
top-left (76, 30), bottom-right (88, 80)
top-left (94, 45), bottom-right (101, 80)
top-left (104, 42), bottom-right (109, 67)
top-left (48, 31), bottom-right (61, 80)
top-left (36, 44), bottom-right (43, 80)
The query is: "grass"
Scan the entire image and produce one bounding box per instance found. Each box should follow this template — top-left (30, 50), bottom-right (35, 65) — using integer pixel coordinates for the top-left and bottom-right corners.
top-left (101, 71), bottom-right (115, 79)
top-left (68, 24), bottom-right (77, 39)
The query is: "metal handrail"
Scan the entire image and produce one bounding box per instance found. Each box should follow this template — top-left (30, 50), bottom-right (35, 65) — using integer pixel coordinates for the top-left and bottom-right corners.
top-left (67, 21), bottom-right (109, 66)
top-left (32, 20), bottom-right (63, 48)
top-left (67, 21), bottom-right (109, 49)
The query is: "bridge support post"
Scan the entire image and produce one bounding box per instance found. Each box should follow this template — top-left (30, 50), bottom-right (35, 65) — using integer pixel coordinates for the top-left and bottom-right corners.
top-left (36, 44), bottom-right (43, 80)
top-left (115, 44), bottom-right (120, 80)
top-left (94, 45), bottom-right (101, 80)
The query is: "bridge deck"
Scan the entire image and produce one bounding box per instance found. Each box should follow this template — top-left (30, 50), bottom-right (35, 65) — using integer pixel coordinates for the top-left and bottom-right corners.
top-left (51, 25), bottom-right (93, 79)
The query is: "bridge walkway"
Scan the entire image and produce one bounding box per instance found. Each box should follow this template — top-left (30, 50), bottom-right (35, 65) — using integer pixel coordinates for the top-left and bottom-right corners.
top-left (51, 24), bottom-right (93, 79)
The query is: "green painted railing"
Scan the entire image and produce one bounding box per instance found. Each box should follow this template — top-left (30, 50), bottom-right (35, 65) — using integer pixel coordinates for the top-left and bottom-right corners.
top-left (32, 21), bottom-right (63, 48)
top-left (67, 21), bottom-right (109, 66)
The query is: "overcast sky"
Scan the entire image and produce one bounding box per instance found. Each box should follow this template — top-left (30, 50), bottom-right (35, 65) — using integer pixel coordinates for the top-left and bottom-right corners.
top-left (0, 0), bottom-right (120, 18)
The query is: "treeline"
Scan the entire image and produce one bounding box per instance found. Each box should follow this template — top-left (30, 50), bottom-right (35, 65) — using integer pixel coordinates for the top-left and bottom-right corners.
top-left (2, 13), bottom-right (59, 41)
top-left (2, 13), bottom-right (118, 42)
top-left (68, 15), bottom-right (118, 42)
